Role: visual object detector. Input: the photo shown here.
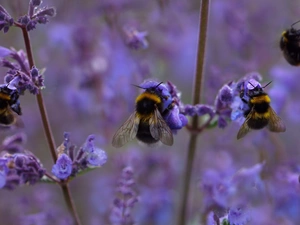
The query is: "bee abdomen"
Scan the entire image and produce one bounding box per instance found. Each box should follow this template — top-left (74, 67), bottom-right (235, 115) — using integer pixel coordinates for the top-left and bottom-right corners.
top-left (247, 117), bottom-right (269, 130)
top-left (136, 122), bottom-right (158, 144)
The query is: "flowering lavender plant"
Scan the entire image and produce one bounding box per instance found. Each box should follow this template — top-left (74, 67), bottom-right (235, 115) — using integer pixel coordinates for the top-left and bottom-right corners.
top-left (0, 0), bottom-right (298, 225)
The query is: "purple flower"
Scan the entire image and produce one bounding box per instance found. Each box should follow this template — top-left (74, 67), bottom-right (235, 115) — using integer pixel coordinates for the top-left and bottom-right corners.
top-left (52, 133), bottom-right (107, 177)
top-left (164, 105), bottom-right (188, 130)
top-left (0, 5), bottom-right (14, 33)
top-left (51, 153), bottom-right (72, 180)
top-left (184, 104), bottom-right (197, 116)
top-left (228, 205), bottom-right (251, 225)
top-left (0, 48), bottom-right (45, 94)
top-left (1, 151), bottom-right (45, 189)
top-left (0, 133), bottom-right (46, 189)
top-left (216, 84), bottom-right (234, 105)
top-left (123, 26), bottom-right (148, 50)
top-left (31, 0), bottom-right (42, 7)
top-left (0, 46), bottom-right (12, 57)
top-left (196, 104), bottom-right (215, 117)
top-left (16, 2), bottom-right (56, 31)
top-left (83, 134), bottom-right (96, 153)
top-left (86, 148), bottom-right (107, 167)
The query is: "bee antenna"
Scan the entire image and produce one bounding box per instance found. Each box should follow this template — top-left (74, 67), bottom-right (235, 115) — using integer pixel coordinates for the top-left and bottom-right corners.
top-left (262, 81), bottom-right (272, 88)
top-left (132, 84), bottom-right (146, 90)
top-left (291, 20), bottom-right (300, 28)
top-left (248, 81), bottom-right (255, 88)
top-left (155, 82), bottom-right (164, 88)
top-left (132, 82), bottom-right (164, 90)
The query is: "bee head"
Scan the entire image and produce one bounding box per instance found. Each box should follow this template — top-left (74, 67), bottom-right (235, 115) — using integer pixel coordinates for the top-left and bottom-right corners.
top-left (247, 81), bottom-right (272, 97)
top-left (132, 82), bottom-right (163, 93)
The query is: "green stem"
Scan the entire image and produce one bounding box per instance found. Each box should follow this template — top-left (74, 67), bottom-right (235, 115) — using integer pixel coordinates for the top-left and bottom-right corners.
top-left (177, 0), bottom-right (210, 224)
top-left (20, 27), bottom-right (82, 225)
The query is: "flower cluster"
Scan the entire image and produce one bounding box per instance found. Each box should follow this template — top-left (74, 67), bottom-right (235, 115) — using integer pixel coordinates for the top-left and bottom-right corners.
top-left (110, 166), bottom-right (139, 225)
top-left (18, 0), bottom-right (56, 31)
top-left (51, 133), bottom-right (107, 180)
top-left (0, 133), bottom-right (45, 190)
top-left (0, 47), bottom-right (45, 94)
top-left (183, 72), bottom-right (263, 129)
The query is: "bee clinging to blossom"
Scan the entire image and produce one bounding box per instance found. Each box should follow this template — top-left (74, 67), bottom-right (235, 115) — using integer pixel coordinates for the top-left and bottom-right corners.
top-left (280, 20), bottom-right (300, 66)
top-left (237, 81), bottom-right (286, 139)
top-left (0, 85), bottom-right (22, 126)
top-left (112, 81), bottom-right (175, 148)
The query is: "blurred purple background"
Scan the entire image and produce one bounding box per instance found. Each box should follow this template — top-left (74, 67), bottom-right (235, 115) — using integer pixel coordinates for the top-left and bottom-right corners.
top-left (0, 0), bottom-right (299, 224)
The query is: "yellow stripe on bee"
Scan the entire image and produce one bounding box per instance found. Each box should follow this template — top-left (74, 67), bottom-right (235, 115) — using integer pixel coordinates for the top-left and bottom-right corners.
top-left (135, 92), bottom-right (161, 104)
top-left (250, 95), bottom-right (270, 104)
top-left (281, 31), bottom-right (288, 43)
top-left (252, 111), bottom-right (270, 119)
top-left (136, 112), bottom-right (152, 121)
top-left (0, 93), bottom-right (10, 101)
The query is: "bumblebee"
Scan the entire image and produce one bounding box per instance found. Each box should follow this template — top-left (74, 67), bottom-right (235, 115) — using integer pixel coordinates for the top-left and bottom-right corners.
top-left (112, 82), bottom-right (174, 147)
top-left (237, 82), bottom-right (286, 139)
top-left (280, 20), bottom-right (300, 66)
top-left (0, 85), bottom-right (22, 126)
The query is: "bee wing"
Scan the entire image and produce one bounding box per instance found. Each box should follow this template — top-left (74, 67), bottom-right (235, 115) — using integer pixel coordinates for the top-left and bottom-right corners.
top-left (236, 110), bottom-right (253, 140)
top-left (268, 107), bottom-right (286, 132)
top-left (149, 108), bottom-right (173, 146)
top-left (112, 112), bottom-right (140, 148)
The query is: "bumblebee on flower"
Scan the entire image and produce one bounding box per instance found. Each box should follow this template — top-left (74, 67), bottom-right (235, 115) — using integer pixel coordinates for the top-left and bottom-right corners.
top-left (112, 80), bottom-right (187, 147)
top-left (230, 74), bottom-right (286, 139)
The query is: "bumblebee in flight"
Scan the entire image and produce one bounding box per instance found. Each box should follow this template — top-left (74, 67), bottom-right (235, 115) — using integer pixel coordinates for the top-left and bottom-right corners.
top-left (280, 20), bottom-right (300, 66)
top-left (237, 82), bottom-right (286, 139)
top-left (112, 82), bottom-right (174, 147)
top-left (0, 85), bottom-right (22, 126)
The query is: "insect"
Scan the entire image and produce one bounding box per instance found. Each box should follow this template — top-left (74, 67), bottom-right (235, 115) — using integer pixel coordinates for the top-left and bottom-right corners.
top-left (280, 20), bottom-right (300, 66)
top-left (0, 85), bottom-right (22, 126)
top-left (237, 82), bottom-right (286, 139)
top-left (112, 82), bottom-right (174, 147)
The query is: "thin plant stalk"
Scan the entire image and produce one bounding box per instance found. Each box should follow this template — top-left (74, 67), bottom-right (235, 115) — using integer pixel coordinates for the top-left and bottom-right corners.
top-left (177, 0), bottom-right (210, 224)
top-left (20, 26), bottom-right (82, 225)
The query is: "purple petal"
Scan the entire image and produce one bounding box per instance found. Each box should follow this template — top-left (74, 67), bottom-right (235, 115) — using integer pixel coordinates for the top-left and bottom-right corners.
top-left (0, 46), bottom-right (12, 57)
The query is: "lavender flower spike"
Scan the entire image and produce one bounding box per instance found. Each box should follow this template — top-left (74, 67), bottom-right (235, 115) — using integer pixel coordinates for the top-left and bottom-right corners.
top-left (110, 166), bottom-right (139, 225)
